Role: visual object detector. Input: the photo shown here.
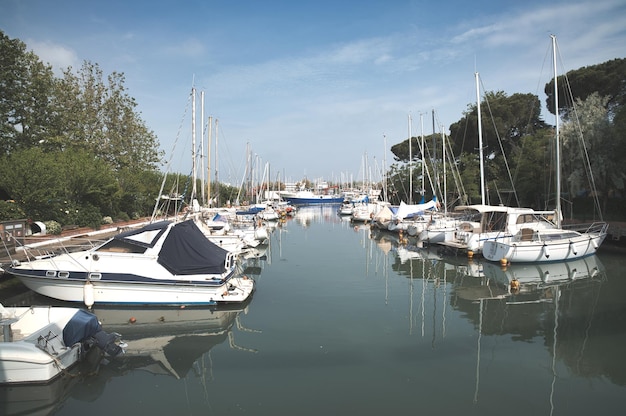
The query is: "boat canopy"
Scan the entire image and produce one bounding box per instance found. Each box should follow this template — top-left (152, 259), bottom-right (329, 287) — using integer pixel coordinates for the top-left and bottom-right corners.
top-left (157, 220), bottom-right (229, 275)
top-left (114, 220), bottom-right (171, 249)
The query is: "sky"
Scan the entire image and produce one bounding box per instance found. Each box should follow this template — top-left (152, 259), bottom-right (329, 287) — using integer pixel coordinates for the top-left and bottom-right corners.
top-left (2, 0), bottom-right (625, 186)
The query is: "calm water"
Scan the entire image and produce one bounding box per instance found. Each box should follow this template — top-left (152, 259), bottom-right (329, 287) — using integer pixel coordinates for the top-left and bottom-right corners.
top-left (2, 205), bottom-right (626, 415)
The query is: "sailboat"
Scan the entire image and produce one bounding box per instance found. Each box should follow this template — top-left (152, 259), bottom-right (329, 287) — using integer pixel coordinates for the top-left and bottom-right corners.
top-left (437, 73), bottom-right (556, 255)
top-left (482, 35), bottom-right (607, 263)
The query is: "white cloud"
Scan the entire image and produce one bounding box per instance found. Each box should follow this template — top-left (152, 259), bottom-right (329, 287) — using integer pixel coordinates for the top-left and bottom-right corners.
top-left (26, 39), bottom-right (80, 73)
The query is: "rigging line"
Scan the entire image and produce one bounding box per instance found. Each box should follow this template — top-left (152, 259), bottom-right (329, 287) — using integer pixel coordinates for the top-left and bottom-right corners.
top-left (151, 91), bottom-right (193, 220)
top-left (420, 136), bottom-right (439, 201)
top-left (479, 75), bottom-right (520, 206)
top-left (442, 129), bottom-right (468, 206)
top-left (556, 53), bottom-right (605, 220)
top-left (513, 40), bottom-right (553, 194)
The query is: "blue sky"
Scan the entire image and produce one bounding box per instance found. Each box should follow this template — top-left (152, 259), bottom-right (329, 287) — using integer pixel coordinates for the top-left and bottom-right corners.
top-left (2, 0), bottom-right (625, 186)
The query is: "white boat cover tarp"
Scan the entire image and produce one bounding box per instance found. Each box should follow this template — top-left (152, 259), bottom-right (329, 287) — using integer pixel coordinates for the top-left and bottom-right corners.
top-left (395, 199), bottom-right (438, 220)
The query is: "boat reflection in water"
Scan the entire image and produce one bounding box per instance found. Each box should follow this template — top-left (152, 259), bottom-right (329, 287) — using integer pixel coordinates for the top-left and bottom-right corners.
top-left (0, 346), bottom-right (104, 416)
top-left (481, 254), bottom-right (606, 297)
top-left (449, 254), bottom-right (608, 407)
top-left (371, 229), bottom-right (614, 411)
top-left (0, 304), bottom-right (257, 415)
top-left (91, 304), bottom-right (256, 380)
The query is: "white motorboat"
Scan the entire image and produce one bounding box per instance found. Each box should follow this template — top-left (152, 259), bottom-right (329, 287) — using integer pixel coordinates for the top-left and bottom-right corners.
top-left (7, 220), bottom-right (255, 307)
top-left (0, 304), bottom-right (122, 384)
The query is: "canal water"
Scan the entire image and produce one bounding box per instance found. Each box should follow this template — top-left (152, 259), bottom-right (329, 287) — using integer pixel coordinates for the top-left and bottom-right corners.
top-left (2, 205), bottom-right (626, 415)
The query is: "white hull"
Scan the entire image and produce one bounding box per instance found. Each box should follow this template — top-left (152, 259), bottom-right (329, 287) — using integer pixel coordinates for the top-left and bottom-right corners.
top-left (0, 307), bottom-right (84, 384)
top-left (14, 274), bottom-right (255, 306)
top-left (482, 231), bottom-right (606, 263)
top-left (418, 227), bottom-right (456, 244)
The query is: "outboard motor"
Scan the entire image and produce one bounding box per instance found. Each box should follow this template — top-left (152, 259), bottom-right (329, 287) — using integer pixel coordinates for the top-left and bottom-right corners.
top-left (62, 309), bottom-right (125, 357)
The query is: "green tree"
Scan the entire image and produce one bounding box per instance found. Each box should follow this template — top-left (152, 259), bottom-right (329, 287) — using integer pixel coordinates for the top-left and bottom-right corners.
top-left (0, 148), bottom-right (119, 226)
top-left (510, 129), bottom-right (553, 209)
top-left (52, 62), bottom-right (162, 171)
top-left (448, 91), bottom-right (546, 159)
top-left (560, 93), bottom-right (623, 215)
top-left (0, 31), bottom-right (56, 155)
top-left (545, 58), bottom-right (626, 118)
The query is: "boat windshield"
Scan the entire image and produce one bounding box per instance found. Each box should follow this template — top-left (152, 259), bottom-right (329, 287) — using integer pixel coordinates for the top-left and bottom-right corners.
top-left (96, 239), bottom-right (148, 254)
top-left (516, 213), bottom-right (555, 226)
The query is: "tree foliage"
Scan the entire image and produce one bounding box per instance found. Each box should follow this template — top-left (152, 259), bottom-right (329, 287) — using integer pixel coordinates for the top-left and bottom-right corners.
top-left (52, 63), bottom-right (162, 171)
top-left (448, 91), bottom-right (547, 159)
top-left (545, 58), bottom-right (626, 119)
top-left (0, 31), bottom-right (56, 155)
top-left (0, 147), bottom-right (119, 226)
top-left (560, 93), bottom-right (626, 214)
top-left (0, 30), bottom-right (164, 226)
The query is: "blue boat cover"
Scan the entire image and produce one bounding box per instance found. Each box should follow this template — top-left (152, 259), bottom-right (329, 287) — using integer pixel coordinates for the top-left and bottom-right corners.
top-left (63, 309), bottom-right (101, 346)
top-left (157, 220), bottom-right (230, 275)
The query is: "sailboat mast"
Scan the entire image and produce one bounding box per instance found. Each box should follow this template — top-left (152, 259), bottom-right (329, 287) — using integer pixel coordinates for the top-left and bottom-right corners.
top-left (383, 134), bottom-right (388, 203)
top-left (420, 113), bottom-right (425, 201)
top-left (442, 128), bottom-right (447, 214)
top-left (207, 116), bottom-right (212, 206)
top-left (475, 72), bottom-right (486, 205)
top-left (200, 91), bottom-right (205, 205)
top-left (191, 87), bottom-right (197, 205)
top-left (215, 119), bottom-right (220, 207)
top-left (552, 35), bottom-right (562, 228)
top-left (408, 114), bottom-right (413, 205)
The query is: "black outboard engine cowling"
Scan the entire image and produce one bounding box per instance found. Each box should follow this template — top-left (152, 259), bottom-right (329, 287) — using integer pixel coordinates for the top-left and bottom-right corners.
top-left (62, 309), bottom-right (124, 357)
top-left (93, 329), bottom-right (124, 357)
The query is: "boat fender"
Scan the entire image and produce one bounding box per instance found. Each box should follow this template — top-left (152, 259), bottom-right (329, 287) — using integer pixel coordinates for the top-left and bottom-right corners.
top-left (83, 281), bottom-right (95, 308)
top-left (570, 241), bottom-right (578, 255)
top-left (510, 278), bottom-right (520, 293)
top-left (591, 239), bottom-right (599, 249)
top-left (543, 244), bottom-right (550, 259)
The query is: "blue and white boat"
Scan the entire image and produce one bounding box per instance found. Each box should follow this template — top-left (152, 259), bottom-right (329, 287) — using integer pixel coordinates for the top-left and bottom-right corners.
top-left (0, 305), bottom-right (123, 384)
top-left (280, 190), bottom-right (344, 205)
top-left (7, 220), bottom-right (255, 307)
